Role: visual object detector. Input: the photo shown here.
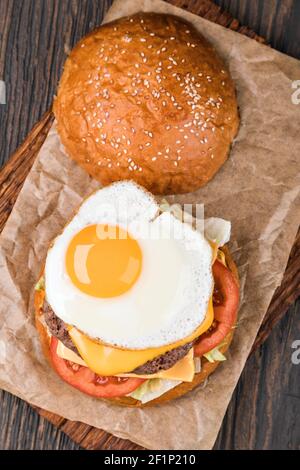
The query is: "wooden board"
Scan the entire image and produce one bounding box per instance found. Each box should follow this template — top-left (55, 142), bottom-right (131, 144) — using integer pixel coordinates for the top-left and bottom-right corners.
top-left (0, 0), bottom-right (299, 451)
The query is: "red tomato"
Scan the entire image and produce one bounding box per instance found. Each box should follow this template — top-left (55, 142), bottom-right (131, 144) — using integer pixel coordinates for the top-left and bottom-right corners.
top-left (49, 337), bottom-right (145, 398)
top-left (194, 260), bottom-right (239, 357)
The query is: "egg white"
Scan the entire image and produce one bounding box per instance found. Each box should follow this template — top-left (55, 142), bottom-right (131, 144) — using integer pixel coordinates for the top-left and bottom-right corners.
top-left (45, 181), bottom-right (213, 349)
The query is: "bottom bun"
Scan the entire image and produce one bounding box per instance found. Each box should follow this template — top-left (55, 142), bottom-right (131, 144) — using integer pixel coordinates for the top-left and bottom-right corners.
top-left (34, 246), bottom-right (238, 407)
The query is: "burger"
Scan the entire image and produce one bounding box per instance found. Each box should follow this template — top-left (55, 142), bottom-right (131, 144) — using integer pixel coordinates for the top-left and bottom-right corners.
top-left (53, 12), bottom-right (239, 195)
top-left (35, 181), bottom-right (239, 406)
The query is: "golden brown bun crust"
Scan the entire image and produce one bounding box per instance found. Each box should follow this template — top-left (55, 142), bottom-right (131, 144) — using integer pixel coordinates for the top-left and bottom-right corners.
top-left (54, 12), bottom-right (239, 195)
top-left (34, 247), bottom-right (238, 407)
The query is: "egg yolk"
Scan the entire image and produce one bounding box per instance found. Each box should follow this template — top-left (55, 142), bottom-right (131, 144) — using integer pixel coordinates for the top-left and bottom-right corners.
top-left (66, 224), bottom-right (142, 298)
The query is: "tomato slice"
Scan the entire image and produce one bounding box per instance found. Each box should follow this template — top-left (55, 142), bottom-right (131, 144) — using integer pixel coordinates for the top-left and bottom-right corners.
top-left (194, 260), bottom-right (239, 357)
top-left (49, 337), bottom-right (145, 398)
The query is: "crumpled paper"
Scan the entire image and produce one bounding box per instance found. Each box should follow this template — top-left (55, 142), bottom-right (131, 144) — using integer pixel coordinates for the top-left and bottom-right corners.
top-left (0, 0), bottom-right (300, 450)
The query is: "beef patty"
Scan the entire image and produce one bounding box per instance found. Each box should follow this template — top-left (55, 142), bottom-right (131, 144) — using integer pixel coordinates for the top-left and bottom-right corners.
top-left (44, 302), bottom-right (78, 354)
top-left (43, 301), bottom-right (194, 374)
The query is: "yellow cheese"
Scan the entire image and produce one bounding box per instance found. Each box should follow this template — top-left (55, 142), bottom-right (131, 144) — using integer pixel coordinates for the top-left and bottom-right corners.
top-left (68, 298), bottom-right (214, 376)
top-left (210, 241), bottom-right (219, 263)
top-left (217, 248), bottom-right (227, 266)
top-left (56, 340), bottom-right (86, 366)
top-left (56, 341), bottom-right (195, 382)
top-left (118, 349), bottom-right (195, 382)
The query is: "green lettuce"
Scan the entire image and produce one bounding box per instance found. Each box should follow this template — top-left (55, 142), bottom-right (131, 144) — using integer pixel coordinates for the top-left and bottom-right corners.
top-left (35, 276), bottom-right (45, 292)
top-left (129, 379), bottom-right (161, 401)
top-left (203, 343), bottom-right (227, 363)
top-left (159, 200), bottom-right (231, 246)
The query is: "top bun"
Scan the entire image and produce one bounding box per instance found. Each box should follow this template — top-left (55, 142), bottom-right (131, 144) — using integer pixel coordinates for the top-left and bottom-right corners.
top-left (54, 12), bottom-right (239, 194)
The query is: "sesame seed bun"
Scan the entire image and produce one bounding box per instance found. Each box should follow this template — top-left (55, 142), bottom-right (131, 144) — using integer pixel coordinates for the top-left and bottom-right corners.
top-left (54, 12), bottom-right (239, 195)
top-left (34, 245), bottom-right (239, 407)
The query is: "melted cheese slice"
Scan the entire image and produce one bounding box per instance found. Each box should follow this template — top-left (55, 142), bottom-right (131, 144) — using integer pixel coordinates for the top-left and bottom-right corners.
top-left (56, 341), bottom-right (195, 382)
top-left (57, 340), bottom-right (86, 366)
top-left (68, 298), bottom-right (214, 376)
top-left (118, 349), bottom-right (195, 382)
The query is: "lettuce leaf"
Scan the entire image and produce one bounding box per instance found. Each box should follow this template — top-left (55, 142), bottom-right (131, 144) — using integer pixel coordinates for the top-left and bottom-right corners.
top-left (129, 378), bottom-right (181, 403)
top-left (159, 200), bottom-right (231, 247)
top-left (204, 217), bottom-right (231, 246)
top-left (35, 277), bottom-right (45, 292)
top-left (203, 345), bottom-right (227, 363)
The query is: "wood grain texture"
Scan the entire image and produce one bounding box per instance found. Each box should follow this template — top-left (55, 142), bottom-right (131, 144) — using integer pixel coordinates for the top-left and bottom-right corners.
top-left (215, 298), bottom-right (300, 450)
top-left (214, 0), bottom-right (300, 59)
top-left (0, 0), bottom-right (299, 450)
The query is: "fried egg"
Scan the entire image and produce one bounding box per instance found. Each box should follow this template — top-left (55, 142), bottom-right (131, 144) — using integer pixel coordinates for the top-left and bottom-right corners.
top-left (45, 181), bottom-right (213, 349)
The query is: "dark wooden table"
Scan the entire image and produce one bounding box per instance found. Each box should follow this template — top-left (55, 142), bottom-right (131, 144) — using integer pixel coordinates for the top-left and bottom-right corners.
top-left (0, 0), bottom-right (299, 450)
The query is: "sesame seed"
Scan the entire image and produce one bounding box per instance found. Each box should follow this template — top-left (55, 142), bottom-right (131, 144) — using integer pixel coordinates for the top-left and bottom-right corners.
top-left (152, 157), bottom-right (157, 161)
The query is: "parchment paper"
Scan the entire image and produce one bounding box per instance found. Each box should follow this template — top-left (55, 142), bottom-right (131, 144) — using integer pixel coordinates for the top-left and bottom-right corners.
top-left (0, 0), bottom-right (300, 450)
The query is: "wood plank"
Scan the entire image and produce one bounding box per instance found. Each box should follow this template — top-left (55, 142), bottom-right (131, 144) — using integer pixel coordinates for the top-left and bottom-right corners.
top-left (0, 0), bottom-right (299, 451)
top-left (214, 0), bottom-right (300, 59)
